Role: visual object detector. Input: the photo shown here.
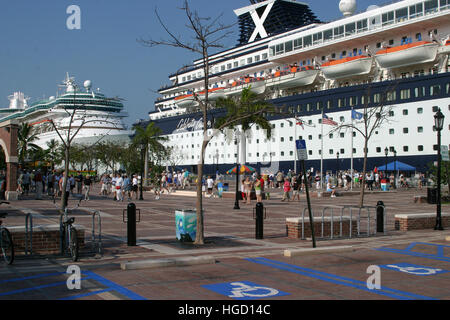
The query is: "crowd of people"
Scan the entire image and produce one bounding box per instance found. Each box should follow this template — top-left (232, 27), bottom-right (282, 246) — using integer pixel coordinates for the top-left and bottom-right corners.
top-left (13, 166), bottom-right (432, 204)
top-left (17, 170), bottom-right (94, 201)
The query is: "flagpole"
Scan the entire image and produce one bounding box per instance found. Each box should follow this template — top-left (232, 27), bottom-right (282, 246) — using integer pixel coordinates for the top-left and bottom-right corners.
top-left (294, 113), bottom-right (297, 174)
top-left (320, 109), bottom-right (324, 191)
top-left (351, 107), bottom-right (354, 191)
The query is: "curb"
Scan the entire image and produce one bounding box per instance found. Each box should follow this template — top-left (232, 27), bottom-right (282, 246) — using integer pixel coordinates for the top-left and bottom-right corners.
top-left (120, 255), bottom-right (216, 270)
top-left (283, 245), bottom-right (355, 258)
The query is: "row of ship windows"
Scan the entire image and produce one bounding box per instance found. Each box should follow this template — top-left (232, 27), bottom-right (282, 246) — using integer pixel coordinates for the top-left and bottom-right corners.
top-left (174, 144), bottom-right (432, 162)
top-left (279, 84), bottom-right (449, 114)
top-left (172, 121), bottom-right (449, 153)
top-left (180, 53), bottom-right (269, 83)
top-left (269, 0), bottom-right (449, 58)
top-left (169, 104), bottom-right (448, 142)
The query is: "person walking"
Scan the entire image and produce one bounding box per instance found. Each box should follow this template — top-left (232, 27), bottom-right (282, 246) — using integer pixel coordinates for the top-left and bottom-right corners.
top-left (115, 174), bottom-right (124, 202)
top-left (281, 177), bottom-right (292, 202)
top-left (254, 176), bottom-right (262, 203)
top-left (23, 170), bottom-right (30, 196)
top-left (244, 177), bottom-right (252, 205)
top-left (83, 174), bottom-right (92, 201)
top-left (34, 170), bottom-right (43, 200)
top-left (75, 172), bottom-right (83, 194)
top-left (206, 176), bottom-right (214, 198)
top-left (292, 176), bottom-right (301, 201)
top-left (131, 174), bottom-right (139, 200)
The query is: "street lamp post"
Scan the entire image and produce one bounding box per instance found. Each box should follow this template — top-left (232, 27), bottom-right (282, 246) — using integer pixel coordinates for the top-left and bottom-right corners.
top-left (336, 152), bottom-right (340, 175)
top-left (393, 149), bottom-right (397, 189)
top-left (234, 133), bottom-right (240, 210)
top-left (384, 147), bottom-right (388, 180)
top-left (139, 144), bottom-right (145, 201)
top-left (434, 108), bottom-right (445, 230)
top-left (215, 149), bottom-right (219, 176)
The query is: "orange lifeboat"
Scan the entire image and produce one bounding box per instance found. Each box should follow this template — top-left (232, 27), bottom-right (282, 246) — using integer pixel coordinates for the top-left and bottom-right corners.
top-left (224, 76), bottom-right (266, 96)
top-left (320, 55), bottom-right (373, 79)
top-left (375, 41), bottom-right (438, 69)
top-left (266, 65), bottom-right (319, 89)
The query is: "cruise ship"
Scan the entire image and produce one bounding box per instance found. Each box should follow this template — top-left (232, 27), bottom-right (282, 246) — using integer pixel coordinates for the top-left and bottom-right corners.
top-left (1, 74), bottom-right (132, 149)
top-left (141, 0), bottom-right (450, 175)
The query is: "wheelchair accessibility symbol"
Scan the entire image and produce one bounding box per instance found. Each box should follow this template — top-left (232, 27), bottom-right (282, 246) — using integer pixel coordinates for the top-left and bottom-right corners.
top-left (202, 281), bottom-right (290, 300)
top-left (380, 263), bottom-right (449, 276)
top-left (228, 282), bottom-right (279, 298)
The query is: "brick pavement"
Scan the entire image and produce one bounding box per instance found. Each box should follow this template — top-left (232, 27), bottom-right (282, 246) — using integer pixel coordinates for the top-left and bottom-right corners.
top-left (0, 185), bottom-right (449, 300)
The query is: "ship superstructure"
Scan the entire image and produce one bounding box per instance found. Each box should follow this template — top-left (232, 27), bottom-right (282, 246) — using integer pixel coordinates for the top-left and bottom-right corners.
top-left (145, 0), bottom-right (450, 174)
top-left (1, 74), bottom-right (132, 149)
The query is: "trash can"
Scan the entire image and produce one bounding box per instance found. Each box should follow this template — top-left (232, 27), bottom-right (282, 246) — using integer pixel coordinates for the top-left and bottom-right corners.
top-left (175, 209), bottom-right (197, 242)
top-left (427, 187), bottom-right (437, 204)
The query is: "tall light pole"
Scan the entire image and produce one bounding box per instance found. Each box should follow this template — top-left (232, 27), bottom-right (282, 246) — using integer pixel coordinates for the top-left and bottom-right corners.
top-left (139, 143), bottom-right (145, 201)
top-left (384, 147), bottom-right (388, 179)
top-left (234, 131), bottom-right (240, 210)
top-left (215, 149), bottom-right (219, 176)
top-left (434, 108), bottom-right (444, 230)
top-left (336, 152), bottom-right (340, 175)
top-left (393, 149), bottom-right (397, 189)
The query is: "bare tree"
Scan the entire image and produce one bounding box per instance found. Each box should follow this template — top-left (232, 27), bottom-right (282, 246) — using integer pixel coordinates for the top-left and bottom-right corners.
top-left (139, 0), bottom-right (234, 244)
top-left (47, 85), bottom-right (122, 210)
top-left (329, 84), bottom-right (396, 207)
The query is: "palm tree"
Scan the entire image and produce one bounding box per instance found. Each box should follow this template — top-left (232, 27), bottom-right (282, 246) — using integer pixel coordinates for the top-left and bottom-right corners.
top-left (132, 122), bottom-right (167, 186)
top-left (17, 123), bottom-right (42, 168)
top-left (44, 139), bottom-right (62, 170)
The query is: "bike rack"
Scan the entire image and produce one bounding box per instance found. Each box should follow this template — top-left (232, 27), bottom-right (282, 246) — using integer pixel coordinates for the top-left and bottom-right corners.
top-left (25, 213), bottom-right (33, 256)
top-left (299, 205), bottom-right (387, 241)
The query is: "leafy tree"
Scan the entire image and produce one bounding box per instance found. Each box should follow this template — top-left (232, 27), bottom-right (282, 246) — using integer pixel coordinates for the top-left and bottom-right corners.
top-left (44, 139), bottom-right (63, 170)
top-left (427, 152), bottom-right (450, 195)
top-left (17, 122), bottom-right (42, 168)
top-left (132, 122), bottom-right (167, 186)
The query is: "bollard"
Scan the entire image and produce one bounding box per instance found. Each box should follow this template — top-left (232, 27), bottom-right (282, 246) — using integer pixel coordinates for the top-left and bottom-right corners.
top-left (126, 203), bottom-right (137, 246)
top-left (254, 202), bottom-right (265, 239)
top-left (376, 200), bottom-right (385, 233)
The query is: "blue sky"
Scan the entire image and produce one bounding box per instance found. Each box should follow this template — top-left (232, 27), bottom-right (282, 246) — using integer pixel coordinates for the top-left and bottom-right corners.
top-left (0, 0), bottom-right (386, 127)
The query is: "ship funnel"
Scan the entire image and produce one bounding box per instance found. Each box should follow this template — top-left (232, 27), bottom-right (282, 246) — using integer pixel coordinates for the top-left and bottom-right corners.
top-left (8, 92), bottom-right (28, 109)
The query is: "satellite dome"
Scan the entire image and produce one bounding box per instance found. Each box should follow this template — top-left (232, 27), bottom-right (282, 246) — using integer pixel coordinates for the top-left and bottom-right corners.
top-left (367, 5), bottom-right (379, 11)
top-left (339, 0), bottom-right (357, 17)
top-left (84, 80), bottom-right (92, 91)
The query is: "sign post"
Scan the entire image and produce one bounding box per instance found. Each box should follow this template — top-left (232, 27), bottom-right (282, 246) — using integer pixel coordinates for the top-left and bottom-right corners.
top-left (296, 140), bottom-right (316, 248)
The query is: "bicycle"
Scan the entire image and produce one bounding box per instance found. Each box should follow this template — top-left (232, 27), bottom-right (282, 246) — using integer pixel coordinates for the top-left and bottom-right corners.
top-left (0, 201), bottom-right (14, 265)
top-left (58, 197), bottom-right (82, 262)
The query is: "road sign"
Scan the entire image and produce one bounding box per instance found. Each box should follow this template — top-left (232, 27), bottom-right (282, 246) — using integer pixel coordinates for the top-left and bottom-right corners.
top-left (296, 139), bottom-right (308, 160)
top-left (441, 145), bottom-right (449, 161)
top-left (202, 281), bottom-right (290, 300)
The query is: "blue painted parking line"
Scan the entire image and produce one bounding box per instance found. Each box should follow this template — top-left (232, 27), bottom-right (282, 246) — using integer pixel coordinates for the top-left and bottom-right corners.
top-left (0, 276), bottom-right (92, 297)
top-left (246, 257), bottom-right (437, 300)
top-left (82, 271), bottom-right (146, 300)
top-left (59, 289), bottom-right (113, 300)
top-left (376, 242), bottom-right (450, 262)
top-left (0, 271), bottom-right (146, 300)
top-left (0, 272), bottom-right (63, 285)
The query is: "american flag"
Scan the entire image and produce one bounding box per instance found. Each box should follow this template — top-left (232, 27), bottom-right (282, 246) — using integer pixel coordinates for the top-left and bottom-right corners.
top-left (322, 113), bottom-right (338, 126)
top-left (295, 117), bottom-right (304, 129)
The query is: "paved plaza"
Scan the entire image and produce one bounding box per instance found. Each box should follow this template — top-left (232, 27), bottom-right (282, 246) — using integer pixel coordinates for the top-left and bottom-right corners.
top-left (0, 185), bottom-right (449, 301)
